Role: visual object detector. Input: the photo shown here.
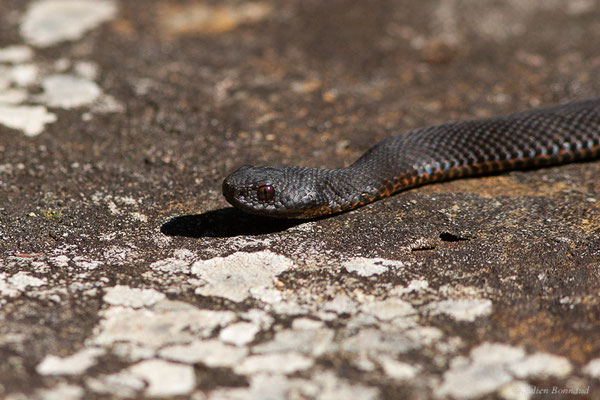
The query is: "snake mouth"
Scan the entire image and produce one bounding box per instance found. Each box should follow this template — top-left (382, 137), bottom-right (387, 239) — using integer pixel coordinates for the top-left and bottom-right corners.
top-left (222, 178), bottom-right (271, 217)
top-left (221, 178), bottom-right (245, 209)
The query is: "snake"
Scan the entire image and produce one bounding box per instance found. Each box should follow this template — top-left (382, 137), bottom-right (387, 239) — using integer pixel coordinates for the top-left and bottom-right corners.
top-left (222, 98), bottom-right (600, 219)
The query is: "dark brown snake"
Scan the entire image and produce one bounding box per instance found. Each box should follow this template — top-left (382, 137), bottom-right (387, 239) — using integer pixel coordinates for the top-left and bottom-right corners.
top-left (222, 98), bottom-right (600, 219)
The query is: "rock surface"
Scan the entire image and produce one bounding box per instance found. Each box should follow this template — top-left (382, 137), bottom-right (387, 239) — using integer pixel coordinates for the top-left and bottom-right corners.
top-left (1, 0), bottom-right (599, 399)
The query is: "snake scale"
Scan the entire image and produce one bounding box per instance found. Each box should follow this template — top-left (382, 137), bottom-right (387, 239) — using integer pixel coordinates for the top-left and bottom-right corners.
top-left (222, 98), bottom-right (600, 219)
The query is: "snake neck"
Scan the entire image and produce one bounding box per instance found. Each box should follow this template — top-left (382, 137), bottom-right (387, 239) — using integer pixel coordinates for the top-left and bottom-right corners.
top-left (320, 160), bottom-right (417, 215)
top-left (320, 135), bottom-right (444, 215)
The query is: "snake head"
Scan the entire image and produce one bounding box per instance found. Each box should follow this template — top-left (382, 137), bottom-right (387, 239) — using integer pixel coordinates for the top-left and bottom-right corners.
top-left (222, 165), bottom-right (327, 218)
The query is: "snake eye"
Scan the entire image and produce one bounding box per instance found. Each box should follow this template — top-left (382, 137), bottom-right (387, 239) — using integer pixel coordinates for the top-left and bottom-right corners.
top-left (257, 184), bottom-right (275, 201)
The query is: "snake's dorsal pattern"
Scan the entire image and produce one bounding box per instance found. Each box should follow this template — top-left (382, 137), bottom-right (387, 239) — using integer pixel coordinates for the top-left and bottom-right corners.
top-left (223, 99), bottom-right (600, 218)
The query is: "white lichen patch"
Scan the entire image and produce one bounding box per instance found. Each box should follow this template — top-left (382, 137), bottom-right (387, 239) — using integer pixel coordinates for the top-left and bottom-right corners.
top-left (21, 0), bottom-right (118, 47)
top-left (313, 371), bottom-right (380, 400)
top-left (253, 327), bottom-right (334, 357)
top-left (86, 372), bottom-right (145, 397)
top-left (211, 372), bottom-right (368, 400)
top-left (498, 380), bottom-right (533, 400)
top-left (404, 326), bottom-right (444, 347)
top-left (114, 195), bottom-right (138, 205)
top-left (209, 374), bottom-right (320, 400)
top-left (36, 382), bottom-right (84, 400)
top-left (160, 2), bottom-right (272, 36)
top-left (241, 308), bottom-right (275, 329)
top-left (291, 318), bottom-right (324, 330)
top-left (0, 164), bottom-right (14, 174)
top-left (208, 374), bottom-right (289, 400)
top-left (50, 254), bottom-right (70, 267)
top-left (344, 312), bottom-right (378, 329)
top-left (470, 342), bottom-right (526, 365)
top-left (390, 279), bottom-right (430, 296)
top-left (36, 348), bottom-right (105, 375)
top-left (72, 256), bottom-right (102, 270)
top-left (38, 74), bottom-right (101, 108)
top-left (379, 357), bottom-right (420, 380)
top-left (436, 342), bottom-right (566, 399)
top-left (102, 245), bottom-right (139, 265)
top-left (438, 284), bottom-right (485, 298)
top-left (8, 271), bottom-right (46, 290)
top-left (127, 359), bottom-right (196, 397)
top-left (234, 352), bottom-right (314, 375)
top-left (427, 298), bottom-right (493, 321)
top-left (150, 249), bottom-right (195, 274)
top-left (269, 298), bottom-right (309, 315)
top-left (0, 271), bottom-right (47, 298)
top-left (582, 358), bottom-right (600, 378)
top-left (74, 60), bottom-right (100, 80)
top-left (91, 93), bottom-right (125, 113)
top-left (353, 354), bottom-right (377, 372)
top-left (0, 105), bottom-right (56, 136)
top-left (360, 298), bottom-right (416, 321)
top-left (248, 285), bottom-right (284, 305)
top-left (438, 357), bottom-right (515, 398)
top-left (321, 293), bottom-right (358, 314)
top-left (130, 212), bottom-right (148, 222)
top-left (341, 328), bottom-right (423, 356)
top-left (9, 64), bottom-right (39, 87)
top-left (218, 322), bottom-right (260, 346)
top-left (0, 88), bottom-right (28, 104)
top-left (111, 343), bottom-right (155, 361)
top-left (0, 67), bottom-right (9, 90)
top-left (158, 339), bottom-right (248, 367)
top-left (343, 257), bottom-right (404, 277)
top-left (0, 45), bottom-right (33, 63)
top-left (508, 352), bottom-right (573, 379)
top-left (222, 236), bottom-right (275, 253)
top-left (92, 299), bottom-right (236, 348)
top-left (0, 63), bottom-right (39, 89)
top-left (191, 251), bottom-right (295, 302)
top-left (103, 285), bottom-right (166, 308)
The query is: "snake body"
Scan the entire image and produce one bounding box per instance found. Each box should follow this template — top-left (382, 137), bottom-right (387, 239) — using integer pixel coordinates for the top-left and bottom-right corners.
top-left (222, 99), bottom-right (600, 219)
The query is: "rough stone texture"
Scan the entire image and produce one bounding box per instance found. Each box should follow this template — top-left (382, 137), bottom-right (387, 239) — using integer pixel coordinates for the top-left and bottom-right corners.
top-left (1, 0), bottom-right (600, 399)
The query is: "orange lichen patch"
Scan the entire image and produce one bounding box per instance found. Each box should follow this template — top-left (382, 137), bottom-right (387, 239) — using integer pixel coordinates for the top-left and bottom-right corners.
top-left (111, 19), bottom-right (135, 35)
top-left (579, 214), bottom-right (600, 234)
top-left (13, 253), bottom-right (42, 259)
top-left (496, 310), bottom-right (598, 363)
top-left (290, 79), bottom-right (322, 94)
top-left (161, 200), bottom-right (198, 215)
top-left (159, 1), bottom-right (272, 36)
top-left (421, 175), bottom-right (576, 199)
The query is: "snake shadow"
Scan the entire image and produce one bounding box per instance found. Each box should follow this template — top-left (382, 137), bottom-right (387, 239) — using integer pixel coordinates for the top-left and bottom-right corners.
top-left (160, 207), bottom-right (303, 238)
